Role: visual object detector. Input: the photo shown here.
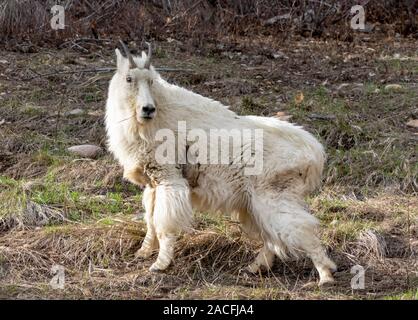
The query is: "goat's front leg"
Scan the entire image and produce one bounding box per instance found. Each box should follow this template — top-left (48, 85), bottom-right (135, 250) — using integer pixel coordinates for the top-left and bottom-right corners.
top-left (135, 186), bottom-right (158, 258)
top-left (148, 179), bottom-right (193, 272)
top-left (149, 232), bottom-right (177, 271)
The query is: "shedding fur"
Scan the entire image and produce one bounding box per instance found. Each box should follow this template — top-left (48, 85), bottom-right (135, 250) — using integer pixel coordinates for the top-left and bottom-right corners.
top-left (105, 44), bottom-right (336, 285)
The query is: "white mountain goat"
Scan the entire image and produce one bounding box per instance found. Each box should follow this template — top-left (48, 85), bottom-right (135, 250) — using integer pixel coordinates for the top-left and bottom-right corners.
top-left (105, 41), bottom-right (337, 285)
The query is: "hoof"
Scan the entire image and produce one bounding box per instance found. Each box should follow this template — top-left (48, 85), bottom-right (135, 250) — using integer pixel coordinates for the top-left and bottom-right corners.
top-left (329, 263), bottom-right (338, 274)
top-left (149, 265), bottom-right (162, 273)
top-left (246, 263), bottom-right (270, 274)
top-left (149, 262), bottom-right (169, 273)
top-left (246, 263), bottom-right (259, 274)
top-left (318, 277), bottom-right (336, 287)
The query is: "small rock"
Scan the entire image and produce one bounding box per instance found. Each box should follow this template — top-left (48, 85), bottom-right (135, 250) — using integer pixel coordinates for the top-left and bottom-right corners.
top-left (275, 111), bottom-right (293, 121)
top-left (0, 59), bottom-right (8, 64)
top-left (67, 144), bottom-right (103, 159)
top-left (272, 51), bottom-right (287, 59)
top-left (406, 119), bottom-right (418, 129)
top-left (337, 83), bottom-right (349, 90)
top-left (384, 84), bottom-right (403, 91)
top-left (67, 108), bottom-right (84, 116)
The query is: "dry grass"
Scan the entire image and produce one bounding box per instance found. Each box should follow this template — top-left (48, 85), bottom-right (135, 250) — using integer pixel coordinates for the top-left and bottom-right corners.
top-left (0, 193), bottom-right (416, 299)
top-left (0, 0), bottom-right (49, 37)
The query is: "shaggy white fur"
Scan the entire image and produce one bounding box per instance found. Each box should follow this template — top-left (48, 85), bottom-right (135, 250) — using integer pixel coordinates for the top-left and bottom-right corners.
top-left (105, 48), bottom-right (336, 285)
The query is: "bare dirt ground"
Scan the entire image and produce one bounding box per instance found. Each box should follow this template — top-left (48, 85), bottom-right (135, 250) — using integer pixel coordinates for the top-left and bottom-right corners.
top-left (0, 33), bottom-right (417, 299)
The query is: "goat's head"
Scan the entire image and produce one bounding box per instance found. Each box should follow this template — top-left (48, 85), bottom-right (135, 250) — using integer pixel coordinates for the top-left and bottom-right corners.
top-left (114, 41), bottom-right (156, 124)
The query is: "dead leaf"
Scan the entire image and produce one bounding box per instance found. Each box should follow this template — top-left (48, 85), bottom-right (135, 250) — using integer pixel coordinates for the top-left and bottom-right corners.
top-left (294, 92), bottom-right (304, 105)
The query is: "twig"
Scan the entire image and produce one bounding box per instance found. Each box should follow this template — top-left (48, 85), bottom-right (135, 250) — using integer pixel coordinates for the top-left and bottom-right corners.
top-left (24, 68), bottom-right (116, 80)
top-left (166, 0), bottom-right (204, 24)
top-left (59, 38), bottom-right (112, 49)
top-left (308, 113), bottom-right (336, 120)
top-left (70, 41), bottom-right (89, 53)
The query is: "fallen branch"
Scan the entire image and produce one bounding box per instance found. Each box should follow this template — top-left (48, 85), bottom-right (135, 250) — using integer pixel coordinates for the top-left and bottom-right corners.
top-left (24, 66), bottom-right (194, 81)
top-left (307, 113), bottom-right (336, 121)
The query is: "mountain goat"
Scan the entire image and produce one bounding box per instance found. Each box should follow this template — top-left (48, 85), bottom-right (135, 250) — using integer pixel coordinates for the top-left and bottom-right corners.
top-left (105, 41), bottom-right (337, 285)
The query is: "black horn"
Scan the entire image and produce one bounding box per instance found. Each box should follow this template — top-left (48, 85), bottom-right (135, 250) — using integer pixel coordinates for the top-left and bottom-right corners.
top-left (119, 40), bottom-right (136, 69)
top-left (143, 42), bottom-right (152, 69)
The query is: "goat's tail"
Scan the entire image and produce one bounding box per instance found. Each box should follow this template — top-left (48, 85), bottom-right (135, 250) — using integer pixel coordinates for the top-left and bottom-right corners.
top-left (299, 132), bottom-right (326, 194)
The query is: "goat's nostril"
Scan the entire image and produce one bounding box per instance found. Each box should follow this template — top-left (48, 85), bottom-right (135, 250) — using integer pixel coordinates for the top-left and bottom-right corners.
top-left (142, 104), bottom-right (155, 114)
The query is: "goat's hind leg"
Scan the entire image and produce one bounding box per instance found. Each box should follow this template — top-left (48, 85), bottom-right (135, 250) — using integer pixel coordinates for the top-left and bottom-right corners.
top-left (253, 195), bottom-right (336, 285)
top-left (235, 209), bottom-right (275, 273)
top-left (135, 186), bottom-right (158, 259)
top-left (282, 215), bottom-right (336, 285)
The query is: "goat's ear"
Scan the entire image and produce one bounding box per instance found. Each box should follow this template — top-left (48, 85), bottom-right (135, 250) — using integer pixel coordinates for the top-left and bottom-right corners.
top-left (141, 51), bottom-right (147, 60)
top-left (115, 48), bottom-right (125, 72)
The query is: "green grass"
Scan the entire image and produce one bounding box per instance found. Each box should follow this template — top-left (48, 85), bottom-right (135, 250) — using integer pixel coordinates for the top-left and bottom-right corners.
top-left (312, 195), bottom-right (382, 246)
top-left (240, 96), bottom-right (267, 115)
top-left (0, 176), bottom-right (27, 219)
top-left (384, 289), bottom-right (418, 300)
top-left (81, 85), bottom-right (103, 103)
top-left (284, 83), bottom-right (417, 193)
top-left (197, 212), bottom-right (230, 236)
top-left (31, 149), bottom-right (63, 167)
top-left (0, 171), bottom-right (136, 225)
top-left (377, 59), bottom-right (418, 75)
top-left (97, 216), bottom-right (116, 226)
top-left (30, 178), bottom-right (131, 220)
top-left (154, 46), bottom-right (167, 59)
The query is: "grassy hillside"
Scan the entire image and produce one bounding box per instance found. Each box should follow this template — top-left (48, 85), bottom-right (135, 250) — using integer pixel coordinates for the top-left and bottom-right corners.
top-left (0, 34), bottom-right (417, 299)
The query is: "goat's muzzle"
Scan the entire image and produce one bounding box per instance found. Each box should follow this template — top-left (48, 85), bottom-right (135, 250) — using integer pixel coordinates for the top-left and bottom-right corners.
top-left (137, 104), bottom-right (156, 121)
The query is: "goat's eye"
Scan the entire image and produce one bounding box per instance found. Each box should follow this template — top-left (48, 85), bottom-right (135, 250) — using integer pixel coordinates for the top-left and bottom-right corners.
top-left (126, 76), bottom-right (132, 83)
